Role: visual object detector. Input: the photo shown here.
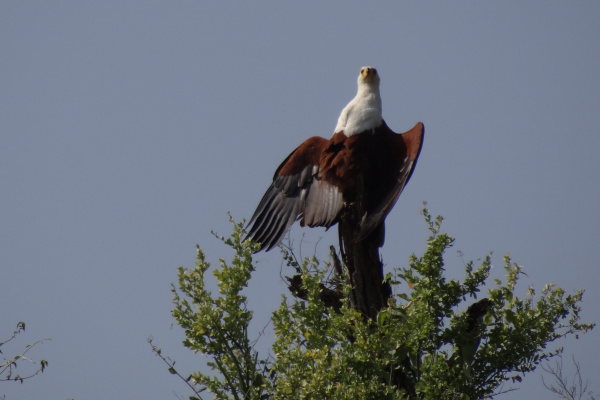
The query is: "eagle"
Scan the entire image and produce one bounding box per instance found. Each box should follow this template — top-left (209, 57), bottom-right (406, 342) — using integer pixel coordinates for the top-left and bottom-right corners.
top-left (245, 67), bottom-right (424, 252)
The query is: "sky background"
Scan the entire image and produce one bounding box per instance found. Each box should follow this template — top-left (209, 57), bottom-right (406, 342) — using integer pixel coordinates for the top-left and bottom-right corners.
top-left (2, 2), bottom-right (599, 399)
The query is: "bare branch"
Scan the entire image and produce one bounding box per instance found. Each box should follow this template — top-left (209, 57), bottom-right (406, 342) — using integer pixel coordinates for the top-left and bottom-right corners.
top-left (541, 355), bottom-right (596, 400)
top-left (1, 323), bottom-right (49, 383)
top-left (147, 337), bottom-right (206, 400)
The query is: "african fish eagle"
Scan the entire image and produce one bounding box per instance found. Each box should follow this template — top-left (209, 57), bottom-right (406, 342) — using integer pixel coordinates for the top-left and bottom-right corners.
top-left (246, 67), bottom-right (424, 252)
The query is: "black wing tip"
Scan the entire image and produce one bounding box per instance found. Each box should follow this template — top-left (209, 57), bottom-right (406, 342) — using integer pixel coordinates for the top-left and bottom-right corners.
top-left (244, 210), bottom-right (290, 253)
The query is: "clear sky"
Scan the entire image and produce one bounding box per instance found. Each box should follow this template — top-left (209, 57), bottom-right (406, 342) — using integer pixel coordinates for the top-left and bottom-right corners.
top-left (2, 2), bottom-right (599, 399)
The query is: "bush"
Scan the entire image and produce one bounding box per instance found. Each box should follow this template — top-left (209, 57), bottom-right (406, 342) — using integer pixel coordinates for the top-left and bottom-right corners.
top-left (153, 210), bottom-right (594, 400)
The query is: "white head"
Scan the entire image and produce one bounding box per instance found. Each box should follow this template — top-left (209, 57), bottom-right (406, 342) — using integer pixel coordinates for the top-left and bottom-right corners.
top-left (334, 66), bottom-right (383, 136)
top-left (357, 66), bottom-right (380, 90)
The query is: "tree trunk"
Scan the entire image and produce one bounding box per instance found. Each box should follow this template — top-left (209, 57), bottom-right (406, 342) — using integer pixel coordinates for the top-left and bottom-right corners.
top-left (338, 210), bottom-right (391, 320)
top-left (337, 180), bottom-right (415, 396)
top-left (337, 172), bottom-right (392, 320)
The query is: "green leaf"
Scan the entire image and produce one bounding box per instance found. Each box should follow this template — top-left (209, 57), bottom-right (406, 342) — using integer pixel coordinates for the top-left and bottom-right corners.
top-left (161, 213), bottom-right (595, 400)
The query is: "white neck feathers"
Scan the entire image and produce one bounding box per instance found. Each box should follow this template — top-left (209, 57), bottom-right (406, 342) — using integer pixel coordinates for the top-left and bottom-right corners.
top-left (334, 69), bottom-right (383, 137)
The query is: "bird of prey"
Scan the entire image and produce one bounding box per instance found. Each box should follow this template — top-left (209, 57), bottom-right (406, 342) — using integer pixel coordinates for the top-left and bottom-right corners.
top-left (246, 67), bottom-right (424, 252)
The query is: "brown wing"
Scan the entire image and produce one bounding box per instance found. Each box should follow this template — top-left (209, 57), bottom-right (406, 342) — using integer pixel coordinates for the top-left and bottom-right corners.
top-left (245, 136), bottom-right (345, 252)
top-left (355, 121), bottom-right (424, 241)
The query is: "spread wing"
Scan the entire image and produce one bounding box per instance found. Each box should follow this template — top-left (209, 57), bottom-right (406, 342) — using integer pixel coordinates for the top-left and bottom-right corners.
top-left (245, 136), bottom-right (344, 252)
top-left (355, 122), bottom-right (425, 241)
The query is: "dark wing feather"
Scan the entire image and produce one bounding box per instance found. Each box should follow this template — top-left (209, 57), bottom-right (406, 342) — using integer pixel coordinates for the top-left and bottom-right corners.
top-left (245, 136), bottom-right (344, 252)
top-left (355, 122), bottom-right (425, 241)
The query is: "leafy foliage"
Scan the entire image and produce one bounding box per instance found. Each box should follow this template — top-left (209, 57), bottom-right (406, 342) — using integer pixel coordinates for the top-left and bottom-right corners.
top-left (156, 209), bottom-right (594, 400)
top-left (166, 216), bottom-right (270, 400)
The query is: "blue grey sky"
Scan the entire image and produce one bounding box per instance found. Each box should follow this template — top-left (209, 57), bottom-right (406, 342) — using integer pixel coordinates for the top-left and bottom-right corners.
top-left (2, 2), bottom-right (599, 399)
